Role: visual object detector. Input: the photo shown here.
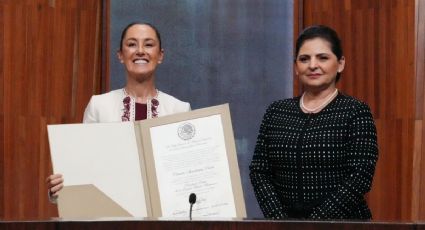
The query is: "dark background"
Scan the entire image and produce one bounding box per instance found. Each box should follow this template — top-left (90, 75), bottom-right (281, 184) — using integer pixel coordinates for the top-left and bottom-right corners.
top-left (110, 0), bottom-right (294, 217)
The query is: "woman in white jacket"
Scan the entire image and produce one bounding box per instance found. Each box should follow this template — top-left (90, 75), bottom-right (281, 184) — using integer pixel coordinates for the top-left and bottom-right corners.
top-left (46, 22), bottom-right (190, 201)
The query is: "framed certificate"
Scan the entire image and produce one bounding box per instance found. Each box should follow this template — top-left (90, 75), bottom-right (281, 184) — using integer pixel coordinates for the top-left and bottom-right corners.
top-left (138, 104), bottom-right (246, 218)
top-left (48, 104), bottom-right (246, 218)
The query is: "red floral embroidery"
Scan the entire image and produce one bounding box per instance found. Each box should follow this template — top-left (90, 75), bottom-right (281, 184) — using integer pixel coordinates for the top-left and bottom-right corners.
top-left (151, 98), bottom-right (159, 118)
top-left (122, 96), bottom-right (131, 121)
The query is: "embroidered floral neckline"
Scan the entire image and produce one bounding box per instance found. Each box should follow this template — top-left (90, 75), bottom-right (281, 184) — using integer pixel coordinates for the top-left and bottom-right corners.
top-left (121, 88), bottom-right (159, 121)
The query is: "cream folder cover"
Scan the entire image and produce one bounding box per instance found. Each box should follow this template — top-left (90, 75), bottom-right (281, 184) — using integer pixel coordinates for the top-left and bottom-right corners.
top-left (48, 122), bottom-right (148, 218)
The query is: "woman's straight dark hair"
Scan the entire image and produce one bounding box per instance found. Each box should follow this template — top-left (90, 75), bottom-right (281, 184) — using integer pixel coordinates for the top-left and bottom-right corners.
top-left (119, 22), bottom-right (162, 51)
top-left (295, 25), bottom-right (343, 81)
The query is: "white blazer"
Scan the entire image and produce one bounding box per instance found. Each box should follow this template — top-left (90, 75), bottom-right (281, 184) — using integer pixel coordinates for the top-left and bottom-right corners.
top-left (83, 89), bottom-right (191, 123)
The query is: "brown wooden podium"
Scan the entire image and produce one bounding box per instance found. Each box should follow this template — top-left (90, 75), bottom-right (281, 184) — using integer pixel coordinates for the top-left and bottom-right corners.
top-left (0, 219), bottom-right (424, 230)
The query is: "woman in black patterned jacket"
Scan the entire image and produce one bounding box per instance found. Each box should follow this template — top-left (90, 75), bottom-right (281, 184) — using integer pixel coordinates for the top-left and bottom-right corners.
top-left (249, 25), bottom-right (378, 220)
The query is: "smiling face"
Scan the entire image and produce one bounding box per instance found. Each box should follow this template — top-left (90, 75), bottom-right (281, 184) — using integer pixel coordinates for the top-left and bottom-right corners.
top-left (117, 24), bottom-right (164, 81)
top-left (295, 37), bottom-right (345, 92)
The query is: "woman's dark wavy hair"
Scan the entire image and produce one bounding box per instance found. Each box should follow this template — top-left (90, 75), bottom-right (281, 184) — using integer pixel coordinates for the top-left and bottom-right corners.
top-left (119, 22), bottom-right (162, 51)
top-left (294, 25), bottom-right (343, 82)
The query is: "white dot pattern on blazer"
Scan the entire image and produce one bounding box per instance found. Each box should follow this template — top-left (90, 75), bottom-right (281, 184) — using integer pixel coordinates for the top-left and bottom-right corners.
top-left (250, 93), bottom-right (378, 220)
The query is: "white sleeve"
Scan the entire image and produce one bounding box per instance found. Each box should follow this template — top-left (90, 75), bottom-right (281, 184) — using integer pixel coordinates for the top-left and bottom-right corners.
top-left (184, 102), bottom-right (191, 112)
top-left (83, 96), bottom-right (98, 123)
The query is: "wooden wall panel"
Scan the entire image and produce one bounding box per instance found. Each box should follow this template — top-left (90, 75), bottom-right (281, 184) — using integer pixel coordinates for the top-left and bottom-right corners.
top-left (295, 0), bottom-right (418, 221)
top-left (0, 0), bottom-right (103, 219)
top-left (0, 1), bottom-right (4, 219)
top-left (101, 0), bottom-right (110, 92)
top-left (415, 0), bottom-right (425, 220)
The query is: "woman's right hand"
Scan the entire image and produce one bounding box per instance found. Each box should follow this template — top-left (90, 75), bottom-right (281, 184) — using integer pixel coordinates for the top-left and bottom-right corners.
top-left (46, 174), bottom-right (64, 200)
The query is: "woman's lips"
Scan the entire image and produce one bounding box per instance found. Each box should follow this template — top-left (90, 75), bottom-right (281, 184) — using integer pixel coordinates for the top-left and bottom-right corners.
top-left (133, 59), bottom-right (148, 64)
top-left (307, 73), bottom-right (322, 78)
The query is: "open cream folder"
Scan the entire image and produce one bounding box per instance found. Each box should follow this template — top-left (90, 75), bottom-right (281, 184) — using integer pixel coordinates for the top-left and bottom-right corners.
top-left (48, 121), bottom-right (149, 218)
top-left (47, 104), bottom-right (246, 218)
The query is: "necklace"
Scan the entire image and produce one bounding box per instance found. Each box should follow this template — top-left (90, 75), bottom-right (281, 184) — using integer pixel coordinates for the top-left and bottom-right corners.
top-left (300, 89), bottom-right (338, 113)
